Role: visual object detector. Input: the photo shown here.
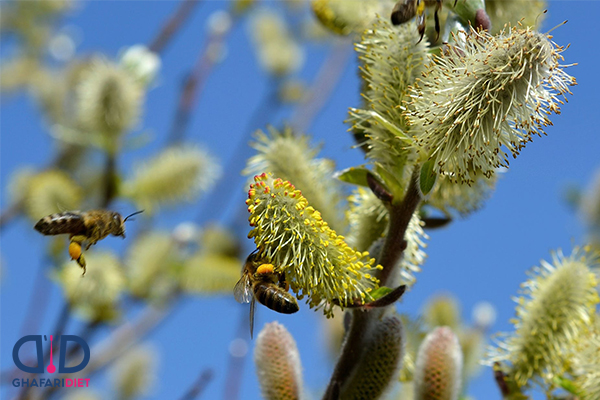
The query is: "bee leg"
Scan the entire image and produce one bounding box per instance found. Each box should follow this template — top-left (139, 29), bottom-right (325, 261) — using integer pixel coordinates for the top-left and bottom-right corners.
top-left (76, 253), bottom-right (87, 276)
top-left (416, 21), bottom-right (426, 44)
top-left (415, 1), bottom-right (426, 44)
top-left (256, 263), bottom-right (275, 275)
top-left (278, 272), bottom-right (290, 291)
top-left (434, 1), bottom-right (441, 42)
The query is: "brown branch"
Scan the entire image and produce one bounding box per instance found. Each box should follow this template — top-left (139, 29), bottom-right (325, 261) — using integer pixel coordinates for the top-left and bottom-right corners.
top-left (289, 40), bottom-right (353, 133)
top-left (167, 14), bottom-right (236, 145)
top-left (222, 308), bottom-right (251, 400)
top-left (178, 369), bottom-right (214, 400)
top-left (322, 168), bottom-right (422, 399)
top-left (148, 0), bottom-right (202, 54)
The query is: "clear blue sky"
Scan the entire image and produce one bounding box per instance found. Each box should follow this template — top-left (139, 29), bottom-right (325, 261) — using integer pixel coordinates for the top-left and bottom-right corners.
top-left (1, 1), bottom-right (599, 399)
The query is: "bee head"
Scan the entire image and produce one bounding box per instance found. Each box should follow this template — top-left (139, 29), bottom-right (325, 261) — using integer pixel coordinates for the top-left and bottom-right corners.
top-left (110, 210), bottom-right (144, 238)
top-left (109, 212), bottom-right (126, 238)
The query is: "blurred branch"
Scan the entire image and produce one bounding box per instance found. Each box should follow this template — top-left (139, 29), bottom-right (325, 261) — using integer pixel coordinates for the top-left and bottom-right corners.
top-left (41, 301), bottom-right (176, 400)
top-left (222, 309), bottom-right (251, 400)
top-left (195, 78), bottom-right (282, 225)
top-left (289, 39), bottom-right (353, 133)
top-left (16, 303), bottom-right (72, 400)
top-left (167, 13), bottom-right (237, 145)
top-left (0, 203), bottom-right (22, 231)
top-left (148, 0), bottom-right (203, 54)
top-left (178, 369), bottom-right (215, 400)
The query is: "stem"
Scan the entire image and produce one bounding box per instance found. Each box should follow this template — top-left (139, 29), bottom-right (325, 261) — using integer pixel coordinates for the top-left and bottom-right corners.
top-left (322, 311), bottom-right (372, 400)
top-left (178, 369), bottom-right (214, 400)
top-left (195, 78), bottom-right (281, 225)
top-left (0, 203), bottom-right (22, 231)
top-left (289, 40), bottom-right (353, 133)
top-left (322, 168), bottom-right (422, 399)
top-left (167, 14), bottom-right (236, 145)
top-left (148, 0), bottom-right (202, 54)
top-left (101, 152), bottom-right (117, 208)
top-left (378, 168), bottom-right (422, 286)
top-left (222, 308), bottom-right (251, 400)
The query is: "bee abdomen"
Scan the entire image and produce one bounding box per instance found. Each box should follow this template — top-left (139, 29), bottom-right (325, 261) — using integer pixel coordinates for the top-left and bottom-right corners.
top-left (255, 285), bottom-right (299, 314)
top-left (34, 212), bottom-right (85, 236)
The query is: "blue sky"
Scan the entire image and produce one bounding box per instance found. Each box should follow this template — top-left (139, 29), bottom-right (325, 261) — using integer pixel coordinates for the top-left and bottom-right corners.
top-left (2, 1), bottom-right (599, 399)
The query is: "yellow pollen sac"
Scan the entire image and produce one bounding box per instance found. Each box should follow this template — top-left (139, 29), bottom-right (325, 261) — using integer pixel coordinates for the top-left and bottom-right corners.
top-left (256, 264), bottom-right (275, 274)
top-left (68, 241), bottom-right (82, 260)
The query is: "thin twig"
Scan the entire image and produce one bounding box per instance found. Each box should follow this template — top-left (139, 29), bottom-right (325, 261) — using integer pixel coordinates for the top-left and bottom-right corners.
top-left (178, 369), bottom-right (215, 400)
top-left (148, 0), bottom-right (202, 54)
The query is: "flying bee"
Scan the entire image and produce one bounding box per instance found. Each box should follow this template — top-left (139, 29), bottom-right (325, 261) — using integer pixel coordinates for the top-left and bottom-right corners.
top-left (233, 251), bottom-right (299, 338)
top-left (391, 0), bottom-right (458, 43)
top-left (34, 209), bottom-right (143, 275)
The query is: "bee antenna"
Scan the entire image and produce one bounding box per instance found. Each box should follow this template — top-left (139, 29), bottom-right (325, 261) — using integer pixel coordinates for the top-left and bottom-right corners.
top-left (123, 210), bottom-right (144, 222)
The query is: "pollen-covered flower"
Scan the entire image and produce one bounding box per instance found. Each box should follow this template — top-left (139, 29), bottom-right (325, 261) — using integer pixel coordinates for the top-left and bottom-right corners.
top-left (24, 169), bottom-right (83, 221)
top-left (110, 344), bottom-right (157, 400)
top-left (254, 322), bottom-right (304, 400)
top-left (405, 27), bottom-right (576, 184)
top-left (348, 17), bottom-right (429, 187)
top-left (245, 127), bottom-right (344, 231)
top-left (76, 57), bottom-right (143, 136)
top-left (414, 326), bottom-right (463, 400)
top-left (125, 231), bottom-right (176, 300)
top-left (426, 171), bottom-right (497, 217)
top-left (56, 252), bottom-right (126, 322)
top-left (250, 9), bottom-right (303, 76)
top-left (346, 187), bottom-right (388, 252)
top-left (485, 0), bottom-right (546, 34)
top-left (123, 146), bottom-right (220, 213)
top-left (247, 173), bottom-right (380, 316)
top-left (572, 326), bottom-right (600, 400)
top-left (119, 45), bottom-right (161, 87)
top-left (311, 0), bottom-right (387, 36)
top-left (487, 248), bottom-right (600, 388)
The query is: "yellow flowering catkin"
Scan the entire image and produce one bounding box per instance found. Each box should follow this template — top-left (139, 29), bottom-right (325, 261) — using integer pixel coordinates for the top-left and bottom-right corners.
top-left (246, 173), bottom-right (380, 316)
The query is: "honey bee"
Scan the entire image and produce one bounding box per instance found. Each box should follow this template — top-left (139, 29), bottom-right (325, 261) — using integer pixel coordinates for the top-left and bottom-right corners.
top-left (391, 0), bottom-right (458, 43)
top-left (34, 210), bottom-right (143, 275)
top-left (233, 251), bottom-right (299, 338)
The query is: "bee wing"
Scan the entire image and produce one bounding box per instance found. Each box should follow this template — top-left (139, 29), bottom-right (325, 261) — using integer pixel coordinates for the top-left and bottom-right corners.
top-left (34, 212), bottom-right (87, 236)
top-left (233, 275), bottom-right (253, 304)
top-left (249, 297), bottom-right (256, 339)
